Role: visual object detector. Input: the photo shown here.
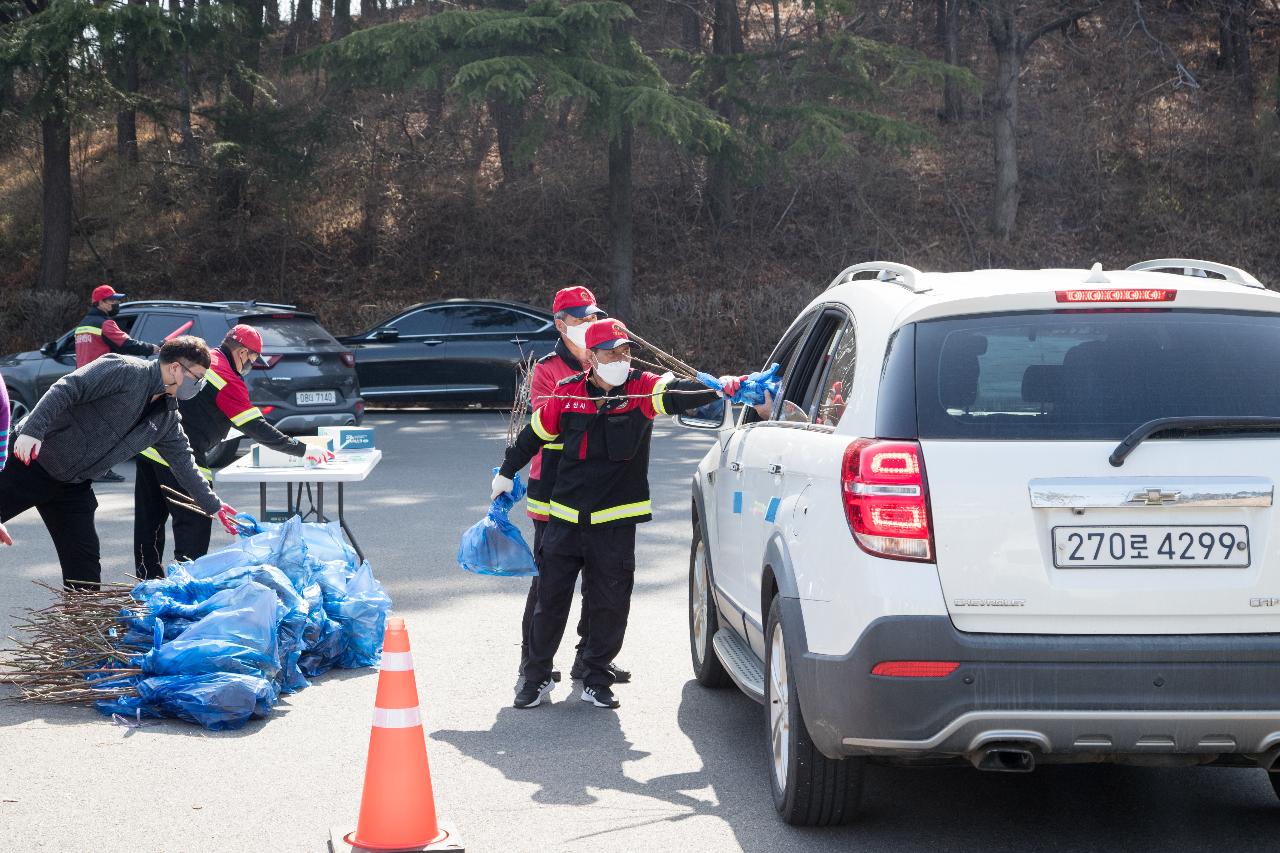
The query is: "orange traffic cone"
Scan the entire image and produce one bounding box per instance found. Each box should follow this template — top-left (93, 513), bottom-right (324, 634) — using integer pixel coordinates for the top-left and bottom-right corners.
top-left (330, 617), bottom-right (464, 853)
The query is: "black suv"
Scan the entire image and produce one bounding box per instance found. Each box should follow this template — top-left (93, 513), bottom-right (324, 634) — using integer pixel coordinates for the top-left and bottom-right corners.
top-left (0, 300), bottom-right (363, 467)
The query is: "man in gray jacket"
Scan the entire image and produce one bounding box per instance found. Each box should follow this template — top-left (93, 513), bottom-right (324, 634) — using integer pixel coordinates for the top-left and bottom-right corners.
top-left (0, 337), bottom-right (239, 589)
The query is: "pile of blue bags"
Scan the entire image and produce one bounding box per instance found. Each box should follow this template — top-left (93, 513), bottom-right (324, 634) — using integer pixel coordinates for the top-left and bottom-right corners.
top-left (95, 516), bottom-right (392, 730)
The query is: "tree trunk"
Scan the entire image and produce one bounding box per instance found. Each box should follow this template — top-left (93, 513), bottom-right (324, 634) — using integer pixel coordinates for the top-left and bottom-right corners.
top-left (265, 0), bottom-right (279, 27)
top-left (37, 114), bottom-right (72, 292)
top-left (491, 97), bottom-right (529, 183)
top-left (320, 0), bottom-right (333, 37)
top-left (115, 0), bottom-right (145, 162)
top-left (939, 0), bottom-right (963, 121)
top-left (681, 2), bottom-right (701, 50)
top-left (772, 0), bottom-right (781, 45)
top-left (219, 0), bottom-right (263, 213)
top-left (297, 0), bottom-right (312, 21)
top-left (169, 0), bottom-right (198, 161)
top-left (360, 0), bottom-right (376, 20)
top-left (333, 0), bottom-right (351, 39)
top-left (708, 0), bottom-right (743, 228)
top-left (989, 11), bottom-right (1019, 239)
top-left (608, 126), bottom-right (634, 321)
top-left (1217, 0), bottom-right (1255, 107)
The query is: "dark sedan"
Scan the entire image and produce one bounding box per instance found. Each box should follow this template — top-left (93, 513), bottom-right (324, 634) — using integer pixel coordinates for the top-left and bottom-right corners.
top-left (338, 299), bottom-right (559, 406)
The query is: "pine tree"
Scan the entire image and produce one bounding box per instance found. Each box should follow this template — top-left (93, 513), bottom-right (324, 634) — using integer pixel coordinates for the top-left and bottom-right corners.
top-left (307, 0), bottom-right (729, 315)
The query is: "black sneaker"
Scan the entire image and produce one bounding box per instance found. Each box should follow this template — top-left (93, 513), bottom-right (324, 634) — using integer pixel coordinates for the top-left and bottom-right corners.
top-left (580, 684), bottom-right (620, 709)
top-left (570, 655), bottom-right (631, 684)
top-left (95, 470), bottom-right (126, 483)
top-left (513, 678), bottom-right (553, 709)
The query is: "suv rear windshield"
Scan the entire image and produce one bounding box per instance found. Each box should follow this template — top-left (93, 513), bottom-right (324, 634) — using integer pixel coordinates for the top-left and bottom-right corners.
top-left (248, 317), bottom-right (337, 349)
top-left (914, 310), bottom-right (1280, 440)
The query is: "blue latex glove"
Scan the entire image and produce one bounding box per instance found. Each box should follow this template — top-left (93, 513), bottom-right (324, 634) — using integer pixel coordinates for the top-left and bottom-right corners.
top-left (698, 363), bottom-right (782, 406)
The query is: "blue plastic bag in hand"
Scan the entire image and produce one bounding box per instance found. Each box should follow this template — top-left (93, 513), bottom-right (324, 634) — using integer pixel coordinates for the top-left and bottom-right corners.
top-left (697, 363), bottom-right (782, 406)
top-left (457, 470), bottom-right (537, 577)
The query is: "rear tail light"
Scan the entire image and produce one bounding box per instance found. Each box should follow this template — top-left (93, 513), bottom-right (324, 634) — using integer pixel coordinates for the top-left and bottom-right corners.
top-left (340, 352), bottom-right (356, 368)
top-left (355, 401), bottom-right (366, 416)
top-left (842, 439), bottom-right (934, 561)
top-left (259, 405), bottom-right (275, 415)
top-left (871, 661), bottom-right (959, 678)
top-left (253, 354), bottom-right (282, 370)
top-left (1056, 288), bottom-right (1176, 303)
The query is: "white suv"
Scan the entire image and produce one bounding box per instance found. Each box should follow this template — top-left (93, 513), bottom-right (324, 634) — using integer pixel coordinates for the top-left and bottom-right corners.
top-left (681, 259), bottom-right (1280, 825)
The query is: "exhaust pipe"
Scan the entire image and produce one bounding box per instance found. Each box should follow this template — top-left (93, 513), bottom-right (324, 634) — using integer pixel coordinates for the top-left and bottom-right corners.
top-left (972, 746), bottom-right (1036, 773)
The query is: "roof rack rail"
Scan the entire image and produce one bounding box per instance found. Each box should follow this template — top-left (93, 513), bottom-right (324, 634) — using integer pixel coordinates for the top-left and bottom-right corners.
top-left (827, 261), bottom-right (929, 294)
top-left (212, 300), bottom-right (299, 311)
top-left (122, 299), bottom-right (218, 309)
top-left (1126, 258), bottom-right (1265, 289)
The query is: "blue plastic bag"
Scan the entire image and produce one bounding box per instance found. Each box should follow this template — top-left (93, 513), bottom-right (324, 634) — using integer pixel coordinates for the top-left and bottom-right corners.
top-left (697, 362), bottom-right (782, 406)
top-left (138, 583), bottom-right (281, 680)
top-left (458, 470), bottom-right (537, 577)
top-left (97, 672), bottom-right (278, 731)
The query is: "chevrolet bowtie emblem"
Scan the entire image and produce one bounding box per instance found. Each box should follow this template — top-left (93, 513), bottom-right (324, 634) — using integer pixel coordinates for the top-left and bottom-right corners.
top-left (1127, 488), bottom-right (1181, 506)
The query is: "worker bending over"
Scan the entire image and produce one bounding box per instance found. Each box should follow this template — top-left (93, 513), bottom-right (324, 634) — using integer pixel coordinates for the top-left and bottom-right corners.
top-left (0, 338), bottom-right (239, 589)
top-left (134, 325), bottom-right (333, 579)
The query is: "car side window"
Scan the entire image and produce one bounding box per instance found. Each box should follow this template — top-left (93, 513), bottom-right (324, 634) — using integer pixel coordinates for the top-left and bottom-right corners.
top-left (131, 313), bottom-right (194, 344)
top-left (388, 308), bottom-right (449, 336)
top-left (776, 312), bottom-right (845, 425)
top-left (744, 313), bottom-right (814, 425)
top-left (446, 306), bottom-right (543, 334)
top-left (812, 320), bottom-right (856, 427)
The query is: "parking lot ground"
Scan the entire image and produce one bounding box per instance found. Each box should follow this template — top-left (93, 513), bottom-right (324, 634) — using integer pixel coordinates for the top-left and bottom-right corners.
top-left (1, 412), bottom-right (1278, 852)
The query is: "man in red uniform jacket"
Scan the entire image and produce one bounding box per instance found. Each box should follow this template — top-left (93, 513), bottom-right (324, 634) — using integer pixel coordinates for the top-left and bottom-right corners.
top-left (494, 319), bottom-right (747, 710)
top-left (517, 286), bottom-right (631, 686)
top-left (75, 284), bottom-right (157, 368)
top-left (133, 325), bottom-right (333, 578)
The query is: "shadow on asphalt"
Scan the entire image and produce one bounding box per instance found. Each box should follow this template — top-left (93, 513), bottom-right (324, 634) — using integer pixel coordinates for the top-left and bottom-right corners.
top-left (436, 679), bottom-right (1280, 853)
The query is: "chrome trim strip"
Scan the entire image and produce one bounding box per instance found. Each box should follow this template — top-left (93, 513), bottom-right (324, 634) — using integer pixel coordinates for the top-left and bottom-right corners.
top-left (1029, 477), bottom-right (1272, 508)
top-left (843, 710), bottom-right (1280, 753)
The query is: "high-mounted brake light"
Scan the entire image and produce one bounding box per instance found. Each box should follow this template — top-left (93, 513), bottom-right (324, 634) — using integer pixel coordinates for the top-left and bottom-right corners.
top-left (842, 439), bottom-right (934, 562)
top-left (253, 354), bottom-right (282, 370)
top-left (1056, 288), bottom-right (1176, 304)
top-left (871, 661), bottom-right (960, 678)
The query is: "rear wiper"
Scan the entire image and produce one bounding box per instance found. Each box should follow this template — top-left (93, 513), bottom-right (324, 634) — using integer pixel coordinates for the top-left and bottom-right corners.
top-left (1109, 416), bottom-right (1280, 467)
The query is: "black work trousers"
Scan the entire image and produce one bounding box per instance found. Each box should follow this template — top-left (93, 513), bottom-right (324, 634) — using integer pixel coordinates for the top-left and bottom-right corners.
top-left (134, 458), bottom-right (212, 580)
top-left (519, 520), bottom-right (591, 673)
top-left (0, 443), bottom-right (101, 590)
top-left (523, 520), bottom-right (636, 690)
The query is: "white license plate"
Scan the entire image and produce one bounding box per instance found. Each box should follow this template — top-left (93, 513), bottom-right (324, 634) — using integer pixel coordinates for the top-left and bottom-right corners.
top-left (296, 390), bottom-right (337, 406)
top-left (1052, 525), bottom-right (1249, 568)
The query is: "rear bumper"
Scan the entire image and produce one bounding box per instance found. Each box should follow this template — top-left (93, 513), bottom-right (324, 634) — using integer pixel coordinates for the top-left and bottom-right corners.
top-left (787, 609), bottom-right (1280, 766)
top-left (272, 410), bottom-right (361, 432)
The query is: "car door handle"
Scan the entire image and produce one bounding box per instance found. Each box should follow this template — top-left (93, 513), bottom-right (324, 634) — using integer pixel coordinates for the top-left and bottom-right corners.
top-left (768, 464), bottom-right (783, 475)
top-left (422, 339), bottom-right (445, 347)
top-left (509, 337), bottom-right (529, 346)
top-left (729, 462), bottom-right (742, 472)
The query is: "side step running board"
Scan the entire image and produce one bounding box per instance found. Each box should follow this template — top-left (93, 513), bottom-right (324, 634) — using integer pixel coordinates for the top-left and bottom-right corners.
top-left (713, 629), bottom-right (766, 704)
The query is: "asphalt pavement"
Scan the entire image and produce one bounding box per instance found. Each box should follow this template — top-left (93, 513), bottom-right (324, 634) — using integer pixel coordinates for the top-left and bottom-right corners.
top-left (1, 412), bottom-right (1278, 852)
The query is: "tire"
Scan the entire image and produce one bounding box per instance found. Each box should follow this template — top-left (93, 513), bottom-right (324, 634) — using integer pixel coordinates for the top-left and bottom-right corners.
top-left (1270, 771), bottom-right (1280, 802)
top-left (8, 393), bottom-right (31, 424)
top-left (204, 437), bottom-right (241, 469)
top-left (689, 520), bottom-right (732, 688)
top-left (765, 594), bottom-right (864, 826)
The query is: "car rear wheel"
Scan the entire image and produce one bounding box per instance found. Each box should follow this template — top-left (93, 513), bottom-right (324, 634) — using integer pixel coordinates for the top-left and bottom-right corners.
top-left (689, 521), bottom-right (732, 688)
top-left (204, 437), bottom-right (241, 469)
top-left (1269, 771), bottom-right (1280, 801)
top-left (765, 594), bottom-right (864, 826)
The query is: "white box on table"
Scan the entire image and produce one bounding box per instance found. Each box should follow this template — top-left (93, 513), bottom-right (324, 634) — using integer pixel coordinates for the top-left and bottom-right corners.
top-left (251, 436), bottom-right (334, 468)
top-left (317, 426), bottom-right (376, 452)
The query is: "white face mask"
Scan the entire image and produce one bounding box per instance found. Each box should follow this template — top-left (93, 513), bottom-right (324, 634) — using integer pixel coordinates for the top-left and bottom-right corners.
top-left (563, 322), bottom-right (589, 349)
top-left (595, 358), bottom-right (631, 388)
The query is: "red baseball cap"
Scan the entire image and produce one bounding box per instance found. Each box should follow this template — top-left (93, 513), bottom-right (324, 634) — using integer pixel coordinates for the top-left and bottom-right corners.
top-left (552, 285), bottom-right (606, 319)
top-left (585, 319), bottom-right (635, 351)
top-left (91, 284), bottom-right (125, 302)
top-left (225, 324), bottom-right (263, 354)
